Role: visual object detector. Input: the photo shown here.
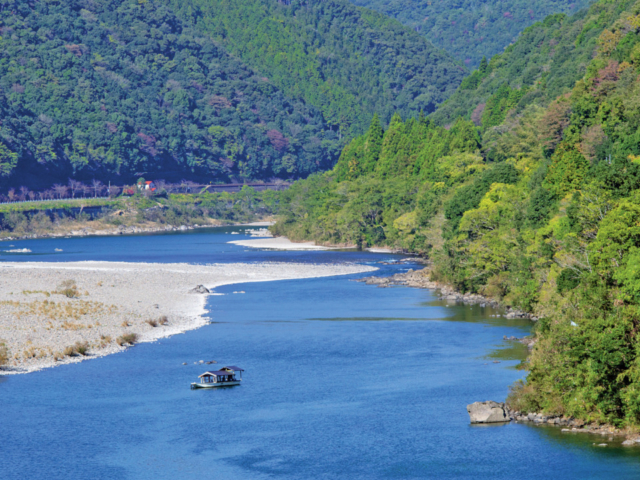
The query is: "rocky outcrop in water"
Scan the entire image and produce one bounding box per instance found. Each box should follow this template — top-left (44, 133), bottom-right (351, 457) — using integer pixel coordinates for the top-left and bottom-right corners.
top-left (467, 401), bottom-right (510, 423)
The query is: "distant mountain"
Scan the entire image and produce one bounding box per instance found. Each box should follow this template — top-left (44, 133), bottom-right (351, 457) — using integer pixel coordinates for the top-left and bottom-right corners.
top-left (0, 0), bottom-right (465, 190)
top-left (430, 0), bottom-right (635, 129)
top-left (165, 0), bottom-right (467, 137)
top-left (349, 0), bottom-right (593, 67)
top-left (0, 0), bottom-right (341, 188)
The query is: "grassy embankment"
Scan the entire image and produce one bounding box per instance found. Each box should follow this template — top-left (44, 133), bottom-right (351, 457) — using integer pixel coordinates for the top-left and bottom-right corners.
top-left (0, 187), bottom-right (280, 239)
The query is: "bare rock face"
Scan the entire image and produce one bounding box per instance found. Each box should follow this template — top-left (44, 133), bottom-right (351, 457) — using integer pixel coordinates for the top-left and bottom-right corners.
top-left (467, 401), bottom-right (510, 424)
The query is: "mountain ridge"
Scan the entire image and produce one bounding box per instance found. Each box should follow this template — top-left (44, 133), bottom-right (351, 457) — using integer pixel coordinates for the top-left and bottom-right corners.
top-left (349, 0), bottom-right (594, 67)
top-left (165, 0), bottom-right (467, 136)
top-left (0, 0), bottom-right (465, 190)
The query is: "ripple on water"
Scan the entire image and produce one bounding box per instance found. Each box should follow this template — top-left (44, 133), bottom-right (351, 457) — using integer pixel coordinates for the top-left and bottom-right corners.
top-left (1, 227), bottom-right (640, 479)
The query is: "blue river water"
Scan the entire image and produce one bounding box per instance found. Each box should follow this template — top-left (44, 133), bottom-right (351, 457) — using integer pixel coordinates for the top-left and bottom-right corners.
top-left (1, 227), bottom-right (640, 479)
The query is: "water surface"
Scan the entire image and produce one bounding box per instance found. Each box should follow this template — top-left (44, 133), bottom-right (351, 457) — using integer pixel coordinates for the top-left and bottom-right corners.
top-left (1, 228), bottom-right (639, 479)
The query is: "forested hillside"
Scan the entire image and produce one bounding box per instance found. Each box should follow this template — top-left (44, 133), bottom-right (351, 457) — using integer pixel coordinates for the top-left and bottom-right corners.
top-left (350, 0), bottom-right (592, 67)
top-left (0, 0), bottom-right (338, 187)
top-left (274, 0), bottom-right (640, 427)
top-left (0, 0), bottom-right (465, 191)
top-left (165, 0), bottom-right (466, 137)
top-left (433, 0), bottom-right (636, 126)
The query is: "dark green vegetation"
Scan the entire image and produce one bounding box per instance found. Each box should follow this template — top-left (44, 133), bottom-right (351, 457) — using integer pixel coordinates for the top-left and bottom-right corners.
top-left (433, 0), bottom-right (639, 127)
top-left (275, 0), bottom-right (640, 427)
top-left (0, 0), bottom-right (464, 190)
top-left (166, 0), bottom-right (465, 136)
top-left (350, 0), bottom-right (593, 68)
top-left (0, 0), bottom-right (334, 184)
top-left (0, 187), bottom-right (278, 238)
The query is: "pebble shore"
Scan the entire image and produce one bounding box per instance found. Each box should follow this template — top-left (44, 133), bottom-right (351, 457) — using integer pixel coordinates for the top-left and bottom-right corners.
top-left (509, 408), bottom-right (640, 446)
top-left (229, 237), bottom-right (340, 250)
top-left (0, 260), bottom-right (376, 374)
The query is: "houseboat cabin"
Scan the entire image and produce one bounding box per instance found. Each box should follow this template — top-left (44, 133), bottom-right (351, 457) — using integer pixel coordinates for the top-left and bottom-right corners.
top-left (191, 366), bottom-right (244, 389)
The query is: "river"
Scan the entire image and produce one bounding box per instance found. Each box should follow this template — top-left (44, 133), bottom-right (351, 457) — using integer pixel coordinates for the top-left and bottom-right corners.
top-left (1, 227), bottom-right (639, 479)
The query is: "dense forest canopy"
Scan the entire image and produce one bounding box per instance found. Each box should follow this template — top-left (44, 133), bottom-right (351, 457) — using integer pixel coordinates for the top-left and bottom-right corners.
top-left (0, 0), bottom-right (465, 191)
top-left (349, 0), bottom-right (593, 67)
top-left (0, 0), bottom-right (337, 187)
top-left (165, 0), bottom-right (466, 137)
top-left (432, 0), bottom-right (638, 126)
top-left (275, 0), bottom-right (640, 427)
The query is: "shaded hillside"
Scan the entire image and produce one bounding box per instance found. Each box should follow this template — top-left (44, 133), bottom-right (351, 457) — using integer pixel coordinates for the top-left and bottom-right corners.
top-left (432, 0), bottom-right (636, 127)
top-left (350, 0), bottom-right (593, 67)
top-left (274, 0), bottom-right (640, 427)
top-left (166, 0), bottom-right (467, 137)
top-left (0, 0), bottom-right (338, 188)
top-left (0, 0), bottom-right (467, 190)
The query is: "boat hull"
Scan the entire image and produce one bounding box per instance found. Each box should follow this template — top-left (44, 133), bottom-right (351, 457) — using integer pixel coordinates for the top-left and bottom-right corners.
top-left (191, 381), bottom-right (241, 389)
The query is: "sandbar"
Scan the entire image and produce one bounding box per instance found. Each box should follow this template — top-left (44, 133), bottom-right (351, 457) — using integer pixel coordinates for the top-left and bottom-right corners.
top-left (0, 260), bottom-right (376, 374)
top-left (229, 237), bottom-right (346, 250)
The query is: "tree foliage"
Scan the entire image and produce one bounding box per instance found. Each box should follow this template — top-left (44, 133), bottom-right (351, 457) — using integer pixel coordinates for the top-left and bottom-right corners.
top-left (166, 0), bottom-right (466, 137)
top-left (349, 0), bottom-right (591, 67)
top-left (431, 1), bottom-right (638, 127)
top-left (0, 0), bottom-right (465, 190)
top-left (276, 0), bottom-right (640, 427)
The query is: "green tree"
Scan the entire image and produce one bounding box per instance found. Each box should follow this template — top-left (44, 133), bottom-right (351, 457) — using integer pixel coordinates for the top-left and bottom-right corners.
top-left (362, 114), bottom-right (384, 174)
top-left (544, 143), bottom-right (589, 197)
top-left (0, 143), bottom-right (18, 177)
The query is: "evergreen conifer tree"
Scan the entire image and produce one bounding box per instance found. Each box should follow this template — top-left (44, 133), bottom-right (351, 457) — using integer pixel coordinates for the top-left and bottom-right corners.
top-left (363, 113), bottom-right (384, 174)
top-left (389, 113), bottom-right (403, 126)
top-left (479, 56), bottom-right (488, 75)
top-left (448, 118), bottom-right (481, 153)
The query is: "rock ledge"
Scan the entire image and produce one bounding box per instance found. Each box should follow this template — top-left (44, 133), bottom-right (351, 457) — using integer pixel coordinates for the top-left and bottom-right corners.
top-left (467, 401), bottom-right (510, 424)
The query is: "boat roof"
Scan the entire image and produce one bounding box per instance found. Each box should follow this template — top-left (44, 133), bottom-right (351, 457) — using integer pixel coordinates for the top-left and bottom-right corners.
top-left (199, 370), bottom-right (238, 378)
top-left (222, 366), bottom-right (244, 371)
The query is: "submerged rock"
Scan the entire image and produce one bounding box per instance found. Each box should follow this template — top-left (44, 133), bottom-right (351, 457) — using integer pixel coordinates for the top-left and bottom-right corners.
top-left (467, 401), bottom-right (510, 424)
top-left (190, 285), bottom-right (210, 294)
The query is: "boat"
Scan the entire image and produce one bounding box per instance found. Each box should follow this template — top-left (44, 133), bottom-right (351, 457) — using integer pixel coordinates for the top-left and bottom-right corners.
top-left (191, 366), bottom-right (244, 389)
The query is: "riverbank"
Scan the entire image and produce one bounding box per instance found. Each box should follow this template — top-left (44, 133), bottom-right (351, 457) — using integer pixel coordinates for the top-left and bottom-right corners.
top-left (229, 235), bottom-right (411, 252)
top-left (0, 188), bottom-right (281, 242)
top-left (0, 219), bottom-right (277, 243)
top-left (0, 220), bottom-right (219, 242)
top-left (0, 260), bottom-right (376, 374)
top-left (364, 267), bottom-right (640, 444)
top-left (358, 267), bottom-right (536, 320)
top-left (229, 237), bottom-right (342, 250)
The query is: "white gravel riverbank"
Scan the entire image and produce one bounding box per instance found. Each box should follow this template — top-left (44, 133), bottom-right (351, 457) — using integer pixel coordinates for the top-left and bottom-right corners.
top-left (0, 261), bottom-right (376, 374)
top-left (229, 237), bottom-right (344, 250)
